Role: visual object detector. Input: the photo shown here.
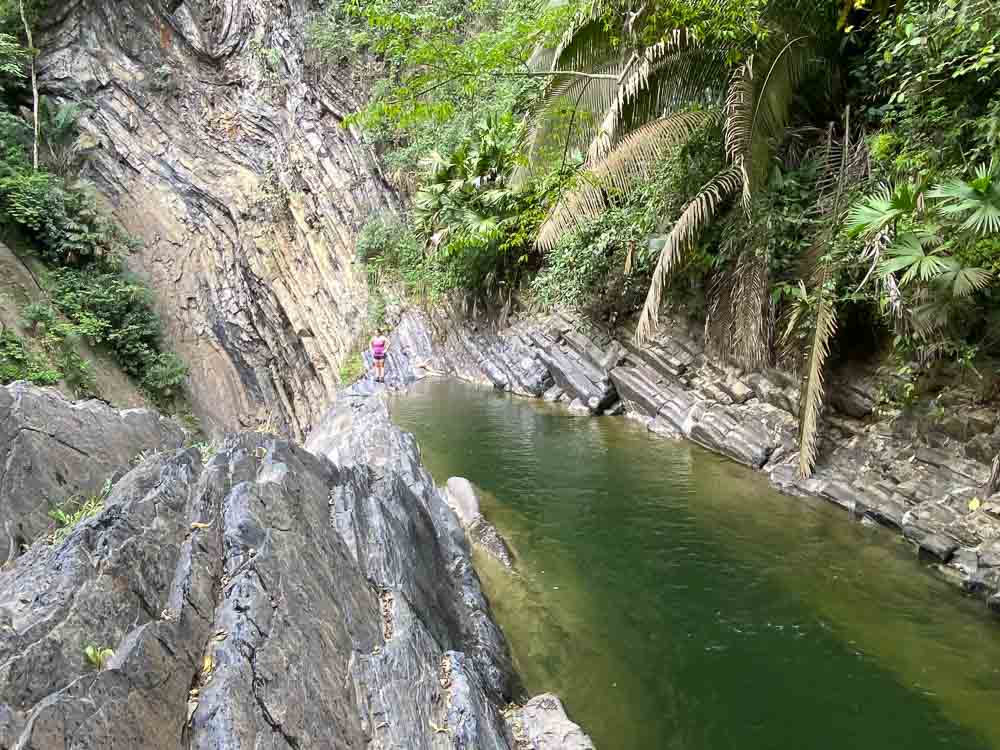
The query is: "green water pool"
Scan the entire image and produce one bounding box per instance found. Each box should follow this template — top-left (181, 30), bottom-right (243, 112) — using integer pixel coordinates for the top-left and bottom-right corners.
top-left (390, 379), bottom-right (1000, 750)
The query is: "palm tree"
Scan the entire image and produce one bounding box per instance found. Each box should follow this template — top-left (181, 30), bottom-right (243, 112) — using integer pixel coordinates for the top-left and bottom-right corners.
top-left (529, 3), bottom-right (829, 358)
top-left (523, 1), bottom-right (903, 477)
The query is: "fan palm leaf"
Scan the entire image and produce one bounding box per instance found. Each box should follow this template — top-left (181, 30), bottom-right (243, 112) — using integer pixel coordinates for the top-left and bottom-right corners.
top-left (934, 261), bottom-right (992, 298)
top-left (635, 167), bottom-right (743, 343)
top-left (537, 109), bottom-right (720, 250)
top-left (927, 163), bottom-right (1000, 236)
top-left (846, 182), bottom-right (921, 237)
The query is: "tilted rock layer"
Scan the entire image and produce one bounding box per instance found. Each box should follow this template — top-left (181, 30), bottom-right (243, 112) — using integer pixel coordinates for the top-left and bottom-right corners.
top-left (0, 388), bottom-right (592, 748)
top-left (39, 0), bottom-right (398, 438)
top-left (0, 381), bottom-right (184, 558)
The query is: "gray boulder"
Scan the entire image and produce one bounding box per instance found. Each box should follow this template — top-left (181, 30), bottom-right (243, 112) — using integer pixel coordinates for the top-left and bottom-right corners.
top-left (0, 382), bottom-right (184, 558)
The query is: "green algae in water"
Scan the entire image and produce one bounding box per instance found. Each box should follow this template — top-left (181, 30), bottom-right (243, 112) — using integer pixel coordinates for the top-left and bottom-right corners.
top-left (391, 379), bottom-right (1000, 750)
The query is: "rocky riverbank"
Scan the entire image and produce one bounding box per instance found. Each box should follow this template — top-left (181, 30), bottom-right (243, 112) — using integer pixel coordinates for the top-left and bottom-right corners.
top-left (380, 306), bottom-right (1000, 614)
top-left (0, 382), bottom-right (592, 749)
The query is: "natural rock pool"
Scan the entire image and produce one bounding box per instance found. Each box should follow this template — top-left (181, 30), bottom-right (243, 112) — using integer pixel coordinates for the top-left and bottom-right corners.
top-left (391, 379), bottom-right (1000, 750)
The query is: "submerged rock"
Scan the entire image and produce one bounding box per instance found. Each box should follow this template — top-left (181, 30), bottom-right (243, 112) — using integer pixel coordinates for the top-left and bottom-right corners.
top-left (507, 694), bottom-right (597, 750)
top-left (447, 476), bottom-right (483, 527)
top-left (445, 477), bottom-right (516, 570)
top-left (0, 382), bottom-right (184, 560)
top-left (0, 389), bottom-right (588, 748)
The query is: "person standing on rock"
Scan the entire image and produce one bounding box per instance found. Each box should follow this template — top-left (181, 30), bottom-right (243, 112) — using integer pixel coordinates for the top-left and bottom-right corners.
top-left (370, 329), bottom-right (390, 383)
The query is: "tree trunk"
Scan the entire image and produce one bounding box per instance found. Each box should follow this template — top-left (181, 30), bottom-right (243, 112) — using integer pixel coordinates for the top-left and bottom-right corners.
top-left (19, 0), bottom-right (38, 171)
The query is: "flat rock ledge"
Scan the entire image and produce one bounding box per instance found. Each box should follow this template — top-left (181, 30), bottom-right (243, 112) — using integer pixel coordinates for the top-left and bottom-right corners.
top-left (0, 389), bottom-right (592, 748)
top-left (385, 308), bottom-right (1000, 615)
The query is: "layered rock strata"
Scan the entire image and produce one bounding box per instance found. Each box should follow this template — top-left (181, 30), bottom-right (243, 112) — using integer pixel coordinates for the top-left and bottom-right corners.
top-left (38, 0), bottom-right (398, 437)
top-left (383, 308), bottom-right (1000, 614)
top-left (0, 385), bottom-right (592, 748)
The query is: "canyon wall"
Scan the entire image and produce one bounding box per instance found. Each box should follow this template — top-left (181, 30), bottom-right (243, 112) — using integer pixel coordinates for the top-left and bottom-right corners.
top-left (38, 0), bottom-right (397, 437)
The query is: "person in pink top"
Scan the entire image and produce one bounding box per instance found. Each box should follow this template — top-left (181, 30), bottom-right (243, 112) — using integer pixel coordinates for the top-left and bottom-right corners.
top-left (369, 329), bottom-right (390, 383)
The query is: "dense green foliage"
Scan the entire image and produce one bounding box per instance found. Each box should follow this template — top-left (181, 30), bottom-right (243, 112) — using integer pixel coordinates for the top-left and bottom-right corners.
top-left (0, 9), bottom-right (188, 405)
top-left (310, 0), bottom-right (1000, 476)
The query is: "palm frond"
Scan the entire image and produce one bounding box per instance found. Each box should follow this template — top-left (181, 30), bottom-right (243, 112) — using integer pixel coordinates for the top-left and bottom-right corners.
top-left (635, 167), bottom-right (742, 344)
top-left (928, 163), bottom-right (1000, 236)
top-left (878, 232), bottom-right (950, 285)
top-left (723, 34), bottom-right (818, 213)
top-left (798, 293), bottom-right (836, 478)
top-left (846, 185), bottom-right (905, 237)
top-left (537, 110), bottom-right (719, 250)
top-left (724, 58), bottom-right (755, 215)
top-left (793, 107), bottom-right (855, 478)
top-left (934, 262), bottom-right (993, 298)
top-left (586, 31), bottom-right (726, 161)
top-left (729, 248), bottom-right (772, 370)
top-left (515, 63), bottom-right (625, 184)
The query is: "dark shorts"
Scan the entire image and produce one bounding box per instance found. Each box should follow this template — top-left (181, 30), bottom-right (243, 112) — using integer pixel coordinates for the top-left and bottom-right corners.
top-left (373, 353), bottom-right (385, 361)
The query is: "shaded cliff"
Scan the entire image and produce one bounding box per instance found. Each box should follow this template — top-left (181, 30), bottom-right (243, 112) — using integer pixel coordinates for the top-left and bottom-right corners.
top-left (37, 0), bottom-right (398, 438)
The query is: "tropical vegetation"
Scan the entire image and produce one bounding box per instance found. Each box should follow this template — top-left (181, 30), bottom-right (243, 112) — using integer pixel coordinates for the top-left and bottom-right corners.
top-left (311, 0), bottom-right (1000, 477)
top-left (0, 1), bottom-right (189, 406)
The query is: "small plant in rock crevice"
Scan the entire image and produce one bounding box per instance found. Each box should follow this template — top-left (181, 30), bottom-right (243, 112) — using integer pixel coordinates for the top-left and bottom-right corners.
top-left (47, 479), bottom-right (111, 545)
top-left (83, 644), bottom-right (114, 670)
top-left (339, 351), bottom-right (364, 384)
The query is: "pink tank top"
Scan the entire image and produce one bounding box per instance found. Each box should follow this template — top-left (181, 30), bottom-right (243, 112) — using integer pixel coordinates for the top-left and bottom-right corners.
top-left (371, 337), bottom-right (386, 357)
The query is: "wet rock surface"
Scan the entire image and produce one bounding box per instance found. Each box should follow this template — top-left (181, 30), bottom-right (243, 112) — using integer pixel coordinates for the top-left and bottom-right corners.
top-left (38, 0), bottom-right (398, 438)
top-left (390, 308), bottom-right (1000, 615)
top-left (444, 477), bottom-right (516, 570)
top-left (0, 382), bottom-right (184, 561)
top-left (506, 694), bottom-right (597, 750)
top-left (0, 387), bottom-right (588, 748)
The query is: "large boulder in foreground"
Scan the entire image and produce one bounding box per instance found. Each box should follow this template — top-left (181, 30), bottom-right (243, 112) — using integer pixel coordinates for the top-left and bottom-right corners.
top-left (0, 382), bottom-right (184, 558)
top-left (0, 391), bottom-right (592, 748)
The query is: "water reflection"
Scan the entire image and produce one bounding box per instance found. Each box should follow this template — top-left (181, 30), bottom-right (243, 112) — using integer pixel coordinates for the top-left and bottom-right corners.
top-left (391, 380), bottom-right (1000, 750)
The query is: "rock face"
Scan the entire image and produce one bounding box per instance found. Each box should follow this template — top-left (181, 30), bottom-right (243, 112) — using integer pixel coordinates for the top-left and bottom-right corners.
top-left (388, 308), bottom-right (1000, 615)
top-left (0, 387), bottom-right (589, 748)
top-left (38, 0), bottom-right (398, 438)
top-left (0, 381), bottom-right (184, 559)
top-left (390, 304), bottom-right (554, 398)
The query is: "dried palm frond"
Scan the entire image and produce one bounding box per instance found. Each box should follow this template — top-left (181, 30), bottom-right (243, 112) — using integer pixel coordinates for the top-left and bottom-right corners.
top-left (797, 292), bottom-right (837, 478)
top-left (729, 248), bottom-right (772, 370)
top-left (792, 107), bottom-right (857, 478)
top-left (704, 265), bottom-right (735, 357)
top-left (537, 109), bottom-right (719, 249)
top-left (723, 34), bottom-right (818, 214)
top-left (724, 58), bottom-right (755, 216)
top-left (635, 167), bottom-right (743, 344)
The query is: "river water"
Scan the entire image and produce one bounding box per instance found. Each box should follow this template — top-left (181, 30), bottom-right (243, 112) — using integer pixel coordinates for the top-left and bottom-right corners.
top-left (390, 379), bottom-right (1000, 750)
